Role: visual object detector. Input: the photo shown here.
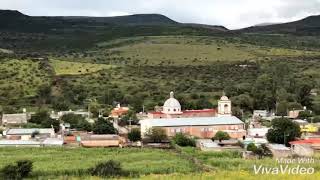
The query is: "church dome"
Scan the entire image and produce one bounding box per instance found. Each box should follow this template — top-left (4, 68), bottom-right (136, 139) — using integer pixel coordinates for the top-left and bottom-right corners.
top-left (220, 96), bottom-right (229, 101)
top-left (162, 92), bottom-right (182, 114)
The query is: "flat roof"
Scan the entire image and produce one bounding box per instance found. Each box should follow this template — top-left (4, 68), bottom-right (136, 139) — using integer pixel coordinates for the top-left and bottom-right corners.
top-left (140, 116), bottom-right (244, 127)
top-left (0, 140), bottom-right (41, 145)
top-left (6, 128), bottom-right (54, 135)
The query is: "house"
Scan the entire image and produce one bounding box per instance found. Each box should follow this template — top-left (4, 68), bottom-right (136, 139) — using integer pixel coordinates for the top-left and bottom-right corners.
top-left (42, 138), bottom-right (64, 146)
top-left (4, 128), bottom-right (55, 140)
top-left (140, 95), bottom-right (246, 139)
top-left (267, 144), bottom-right (291, 158)
top-left (289, 139), bottom-right (320, 157)
top-left (300, 124), bottom-right (318, 133)
top-left (50, 110), bottom-right (90, 119)
top-left (247, 128), bottom-right (269, 138)
top-left (80, 134), bottom-right (125, 147)
top-left (0, 138), bottom-right (63, 147)
top-left (110, 104), bottom-right (130, 118)
top-left (196, 139), bottom-right (242, 151)
top-left (0, 140), bottom-right (42, 147)
top-left (243, 138), bottom-right (268, 147)
top-left (288, 110), bottom-right (304, 119)
top-left (253, 110), bottom-right (270, 118)
top-left (1, 113), bottom-right (29, 126)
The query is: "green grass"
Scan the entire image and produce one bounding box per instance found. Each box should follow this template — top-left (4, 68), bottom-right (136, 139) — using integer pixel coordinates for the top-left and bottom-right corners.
top-left (50, 60), bottom-right (113, 75)
top-left (91, 36), bottom-right (320, 66)
top-left (0, 59), bottom-right (50, 99)
top-left (25, 147), bottom-right (320, 179)
top-left (0, 147), bottom-right (197, 178)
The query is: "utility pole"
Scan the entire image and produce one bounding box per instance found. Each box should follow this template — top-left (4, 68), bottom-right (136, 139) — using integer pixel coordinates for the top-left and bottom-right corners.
top-left (128, 119), bottom-right (133, 132)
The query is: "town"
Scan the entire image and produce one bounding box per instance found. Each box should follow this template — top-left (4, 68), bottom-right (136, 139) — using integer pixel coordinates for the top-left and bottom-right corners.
top-left (1, 1), bottom-right (320, 179)
top-left (1, 91), bottom-right (319, 158)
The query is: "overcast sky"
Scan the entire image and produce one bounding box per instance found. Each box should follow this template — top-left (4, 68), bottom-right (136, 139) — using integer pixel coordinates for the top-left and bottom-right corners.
top-left (2, 0), bottom-right (320, 29)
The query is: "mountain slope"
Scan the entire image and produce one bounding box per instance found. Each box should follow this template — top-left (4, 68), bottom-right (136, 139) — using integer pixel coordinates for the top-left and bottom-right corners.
top-left (239, 15), bottom-right (320, 35)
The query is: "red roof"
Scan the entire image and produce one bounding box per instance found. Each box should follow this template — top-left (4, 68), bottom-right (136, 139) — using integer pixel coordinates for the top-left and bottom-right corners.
top-left (289, 139), bottom-right (320, 145)
top-left (182, 109), bottom-right (216, 114)
top-left (149, 109), bottom-right (216, 115)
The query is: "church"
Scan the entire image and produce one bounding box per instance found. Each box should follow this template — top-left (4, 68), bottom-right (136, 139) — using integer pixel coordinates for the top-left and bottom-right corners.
top-left (140, 92), bottom-right (246, 139)
top-left (147, 92), bottom-right (217, 119)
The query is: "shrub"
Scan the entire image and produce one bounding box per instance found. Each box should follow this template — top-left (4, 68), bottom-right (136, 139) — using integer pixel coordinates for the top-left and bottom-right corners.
top-left (0, 160), bottom-right (33, 179)
top-left (212, 131), bottom-right (230, 142)
top-left (146, 127), bottom-right (167, 143)
top-left (16, 160), bottom-right (33, 178)
top-left (172, 133), bottom-right (196, 147)
top-left (246, 143), bottom-right (257, 152)
top-left (128, 128), bottom-right (141, 142)
top-left (90, 160), bottom-right (125, 177)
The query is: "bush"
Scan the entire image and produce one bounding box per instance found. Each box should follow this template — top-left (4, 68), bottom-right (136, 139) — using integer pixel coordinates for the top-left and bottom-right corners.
top-left (172, 133), bottom-right (196, 147)
top-left (16, 160), bottom-right (33, 178)
top-left (128, 128), bottom-right (141, 142)
top-left (247, 143), bottom-right (257, 152)
top-left (90, 160), bottom-right (125, 177)
top-left (0, 160), bottom-right (33, 179)
top-left (146, 127), bottom-right (167, 143)
top-left (212, 131), bottom-right (230, 142)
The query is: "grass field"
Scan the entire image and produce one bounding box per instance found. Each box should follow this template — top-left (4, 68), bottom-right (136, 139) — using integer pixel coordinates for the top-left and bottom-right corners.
top-left (0, 147), bottom-right (196, 178)
top-left (0, 147), bottom-right (320, 179)
top-left (50, 59), bottom-right (113, 75)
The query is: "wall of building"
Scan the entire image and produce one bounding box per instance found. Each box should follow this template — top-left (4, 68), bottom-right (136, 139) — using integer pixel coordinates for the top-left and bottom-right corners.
top-left (160, 124), bottom-right (245, 139)
top-left (292, 144), bottom-right (314, 157)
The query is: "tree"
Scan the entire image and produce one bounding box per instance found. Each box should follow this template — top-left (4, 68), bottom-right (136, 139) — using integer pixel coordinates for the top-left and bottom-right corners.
top-left (61, 114), bottom-right (92, 131)
top-left (212, 131), bottom-right (230, 142)
top-left (30, 111), bottom-right (50, 124)
top-left (93, 118), bottom-right (117, 134)
top-left (146, 127), bottom-right (167, 143)
top-left (30, 111), bottom-right (60, 132)
top-left (0, 160), bottom-right (33, 179)
top-left (120, 110), bottom-right (138, 125)
top-left (298, 110), bottom-right (312, 122)
top-left (90, 160), bottom-right (125, 177)
top-left (266, 118), bottom-right (301, 146)
top-left (128, 128), bottom-right (141, 142)
top-left (172, 133), bottom-right (196, 147)
top-left (276, 101), bottom-right (288, 116)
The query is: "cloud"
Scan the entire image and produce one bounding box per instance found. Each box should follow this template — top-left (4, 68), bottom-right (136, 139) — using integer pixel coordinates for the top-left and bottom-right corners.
top-left (1, 0), bottom-right (320, 29)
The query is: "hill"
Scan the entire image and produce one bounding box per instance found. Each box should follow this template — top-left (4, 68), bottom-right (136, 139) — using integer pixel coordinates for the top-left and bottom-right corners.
top-left (239, 15), bottom-right (320, 35)
top-left (0, 10), bottom-right (228, 53)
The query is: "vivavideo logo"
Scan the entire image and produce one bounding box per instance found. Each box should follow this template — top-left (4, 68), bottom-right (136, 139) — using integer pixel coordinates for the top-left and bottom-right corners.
top-left (253, 158), bottom-right (316, 175)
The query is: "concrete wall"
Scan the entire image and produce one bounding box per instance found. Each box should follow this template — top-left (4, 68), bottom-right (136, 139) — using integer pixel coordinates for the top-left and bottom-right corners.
top-left (292, 144), bottom-right (314, 157)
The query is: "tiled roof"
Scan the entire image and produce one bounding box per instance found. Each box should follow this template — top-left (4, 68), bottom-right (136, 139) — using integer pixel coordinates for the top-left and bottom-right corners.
top-left (2, 114), bottom-right (28, 124)
top-left (140, 116), bottom-right (244, 127)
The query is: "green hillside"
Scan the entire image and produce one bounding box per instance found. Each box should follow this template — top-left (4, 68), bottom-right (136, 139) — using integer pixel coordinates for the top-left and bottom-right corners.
top-left (0, 11), bottom-right (320, 118)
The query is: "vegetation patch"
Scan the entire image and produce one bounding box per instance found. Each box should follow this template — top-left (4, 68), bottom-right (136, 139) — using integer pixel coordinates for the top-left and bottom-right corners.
top-left (50, 59), bottom-right (113, 75)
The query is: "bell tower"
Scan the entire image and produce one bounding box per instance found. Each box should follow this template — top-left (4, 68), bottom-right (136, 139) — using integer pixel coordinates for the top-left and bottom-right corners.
top-left (218, 96), bottom-right (232, 117)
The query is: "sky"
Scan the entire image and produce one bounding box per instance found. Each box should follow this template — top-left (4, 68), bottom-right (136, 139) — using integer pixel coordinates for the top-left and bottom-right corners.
top-left (1, 0), bottom-right (320, 29)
